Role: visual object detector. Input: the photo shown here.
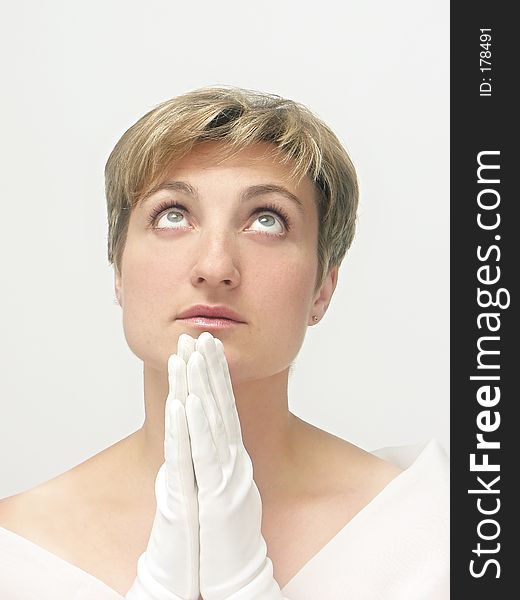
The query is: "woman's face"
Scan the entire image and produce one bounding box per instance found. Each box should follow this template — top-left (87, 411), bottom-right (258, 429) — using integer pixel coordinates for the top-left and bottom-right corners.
top-left (115, 140), bottom-right (337, 381)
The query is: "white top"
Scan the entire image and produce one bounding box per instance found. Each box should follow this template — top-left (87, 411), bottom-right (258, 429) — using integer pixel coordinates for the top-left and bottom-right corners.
top-left (0, 439), bottom-right (449, 599)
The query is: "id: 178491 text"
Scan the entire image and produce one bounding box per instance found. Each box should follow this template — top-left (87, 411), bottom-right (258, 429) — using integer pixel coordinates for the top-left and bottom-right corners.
top-left (480, 28), bottom-right (492, 97)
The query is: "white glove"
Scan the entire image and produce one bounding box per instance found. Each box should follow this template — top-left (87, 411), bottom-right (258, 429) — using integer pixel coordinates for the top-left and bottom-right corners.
top-left (126, 335), bottom-right (200, 600)
top-left (185, 332), bottom-right (286, 600)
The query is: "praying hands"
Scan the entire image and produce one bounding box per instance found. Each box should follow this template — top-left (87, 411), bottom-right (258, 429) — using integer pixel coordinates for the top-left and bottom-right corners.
top-left (125, 332), bottom-right (287, 600)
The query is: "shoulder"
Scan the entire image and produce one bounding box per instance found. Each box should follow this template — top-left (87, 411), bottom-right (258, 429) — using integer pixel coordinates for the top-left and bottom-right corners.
top-left (0, 469), bottom-right (82, 552)
top-left (288, 422), bottom-right (402, 523)
top-left (0, 435), bottom-right (132, 553)
top-left (0, 430), bottom-right (154, 570)
top-left (329, 438), bottom-right (449, 568)
top-left (0, 486), bottom-right (126, 600)
top-left (280, 428), bottom-right (449, 596)
top-left (365, 439), bottom-right (449, 524)
top-left (292, 422), bottom-right (449, 539)
top-left (292, 416), bottom-right (404, 501)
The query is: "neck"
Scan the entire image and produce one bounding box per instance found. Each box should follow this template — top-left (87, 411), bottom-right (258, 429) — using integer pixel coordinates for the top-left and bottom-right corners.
top-left (133, 361), bottom-right (302, 503)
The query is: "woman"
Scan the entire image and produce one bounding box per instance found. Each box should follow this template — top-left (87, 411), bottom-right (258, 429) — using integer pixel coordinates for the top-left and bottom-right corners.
top-left (0, 87), bottom-right (449, 598)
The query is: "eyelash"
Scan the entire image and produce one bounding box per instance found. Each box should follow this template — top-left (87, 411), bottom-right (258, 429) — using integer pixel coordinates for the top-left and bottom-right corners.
top-left (146, 200), bottom-right (292, 234)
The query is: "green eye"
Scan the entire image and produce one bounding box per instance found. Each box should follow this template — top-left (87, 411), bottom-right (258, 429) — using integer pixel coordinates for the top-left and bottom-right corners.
top-left (165, 211), bottom-right (185, 224)
top-left (249, 212), bottom-right (285, 236)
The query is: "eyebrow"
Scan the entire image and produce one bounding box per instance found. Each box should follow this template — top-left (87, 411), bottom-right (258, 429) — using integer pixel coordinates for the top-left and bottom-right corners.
top-left (140, 180), bottom-right (305, 214)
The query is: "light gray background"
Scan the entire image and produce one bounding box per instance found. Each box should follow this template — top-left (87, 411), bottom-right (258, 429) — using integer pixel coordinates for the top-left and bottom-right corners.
top-left (0, 0), bottom-right (449, 498)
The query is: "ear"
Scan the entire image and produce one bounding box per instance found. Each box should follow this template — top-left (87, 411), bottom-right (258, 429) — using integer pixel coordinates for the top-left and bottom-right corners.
top-left (114, 269), bottom-right (123, 307)
top-left (308, 265), bottom-right (339, 325)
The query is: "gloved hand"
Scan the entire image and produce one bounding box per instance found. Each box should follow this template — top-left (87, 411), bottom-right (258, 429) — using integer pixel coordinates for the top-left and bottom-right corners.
top-left (125, 334), bottom-right (200, 600)
top-left (185, 332), bottom-right (286, 599)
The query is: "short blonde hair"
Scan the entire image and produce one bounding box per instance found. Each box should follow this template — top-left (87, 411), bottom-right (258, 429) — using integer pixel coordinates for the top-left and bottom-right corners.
top-left (105, 86), bottom-right (359, 290)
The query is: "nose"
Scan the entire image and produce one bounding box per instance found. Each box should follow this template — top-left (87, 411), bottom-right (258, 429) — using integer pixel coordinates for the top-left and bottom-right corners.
top-left (190, 230), bottom-right (240, 289)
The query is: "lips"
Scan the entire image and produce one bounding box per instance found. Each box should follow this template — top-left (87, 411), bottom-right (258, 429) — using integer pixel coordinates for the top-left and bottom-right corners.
top-left (177, 304), bottom-right (245, 322)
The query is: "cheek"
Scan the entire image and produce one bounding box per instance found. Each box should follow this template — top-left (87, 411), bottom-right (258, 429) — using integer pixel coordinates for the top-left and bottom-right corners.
top-left (252, 248), bottom-right (317, 314)
top-left (123, 257), bottom-right (177, 313)
top-left (263, 272), bottom-right (312, 327)
top-left (119, 245), bottom-right (187, 362)
top-left (240, 251), bottom-right (317, 372)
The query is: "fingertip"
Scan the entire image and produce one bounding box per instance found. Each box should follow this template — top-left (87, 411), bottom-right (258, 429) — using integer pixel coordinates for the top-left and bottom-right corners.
top-left (166, 396), bottom-right (182, 427)
top-left (185, 391), bottom-right (202, 415)
top-left (169, 352), bottom-right (188, 379)
top-left (179, 332), bottom-right (195, 344)
top-left (167, 353), bottom-right (181, 383)
top-left (172, 399), bottom-right (190, 445)
top-left (198, 331), bottom-right (215, 344)
top-left (166, 398), bottom-right (191, 454)
top-left (169, 395), bottom-right (183, 415)
top-left (195, 331), bottom-right (212, 354)
top-left (214, 338), bottom-right (231, 377)
top-left (187, 349), bottom-right (205, 372)
top-left (214, 337), bottom-right (227, 362)
top-left (178, 333), bottom-right (196, 362)
top-left (167, 353), bottom-right (179, 372)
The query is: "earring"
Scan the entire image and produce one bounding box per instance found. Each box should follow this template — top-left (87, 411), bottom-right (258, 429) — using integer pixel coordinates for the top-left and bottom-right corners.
top-left (313, 315), bottom-right (319, 322)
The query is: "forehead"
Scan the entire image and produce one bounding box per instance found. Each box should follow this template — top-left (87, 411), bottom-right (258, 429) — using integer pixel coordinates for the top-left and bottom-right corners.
top-left (160, 140), bottom-right (313, 193)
